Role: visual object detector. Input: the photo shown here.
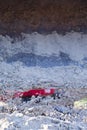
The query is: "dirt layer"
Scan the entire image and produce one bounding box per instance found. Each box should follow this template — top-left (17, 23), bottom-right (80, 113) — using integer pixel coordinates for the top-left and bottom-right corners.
top-left (0, 0), bottom-right (87, 36)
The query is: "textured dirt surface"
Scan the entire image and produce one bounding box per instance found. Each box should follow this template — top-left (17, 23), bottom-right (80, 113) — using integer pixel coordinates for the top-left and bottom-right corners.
top-left (0, 0), bottom-right (87, 36)
top-left (0, 87), bottom-right (87, 130)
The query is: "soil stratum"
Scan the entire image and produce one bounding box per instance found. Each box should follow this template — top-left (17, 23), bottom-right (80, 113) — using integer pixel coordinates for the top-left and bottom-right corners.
top-left (0, 0), bottom-right (87, 36)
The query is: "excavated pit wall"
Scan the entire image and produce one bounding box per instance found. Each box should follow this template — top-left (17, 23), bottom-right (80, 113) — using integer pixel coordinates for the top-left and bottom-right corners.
top-left (0, 0), bottom-right (87, 36)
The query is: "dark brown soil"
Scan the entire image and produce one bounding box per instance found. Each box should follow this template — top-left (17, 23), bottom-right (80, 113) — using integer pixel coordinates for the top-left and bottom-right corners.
top-left (0, 0), bottom-right (87, 36)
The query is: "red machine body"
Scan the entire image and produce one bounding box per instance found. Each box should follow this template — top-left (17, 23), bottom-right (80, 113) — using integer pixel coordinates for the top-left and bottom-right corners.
top-left (22, 88), bottom-right (55, 97)
top-left (13, 88), bottom-right (57, 99)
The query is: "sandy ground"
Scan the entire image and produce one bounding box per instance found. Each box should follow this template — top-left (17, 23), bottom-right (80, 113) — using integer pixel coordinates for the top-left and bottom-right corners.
top-left (0, 32), bottom-right (87, 129)
top-left (0, 86), bottom-right (87, 130)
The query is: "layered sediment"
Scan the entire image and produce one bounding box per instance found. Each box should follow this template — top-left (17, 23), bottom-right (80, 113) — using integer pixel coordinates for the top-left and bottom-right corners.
top-left (0, 0), bottom-right (87, 36)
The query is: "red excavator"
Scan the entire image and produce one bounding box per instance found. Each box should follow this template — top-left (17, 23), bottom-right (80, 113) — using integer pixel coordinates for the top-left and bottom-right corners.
top-left (13, 88), bottom-right (62, 102)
